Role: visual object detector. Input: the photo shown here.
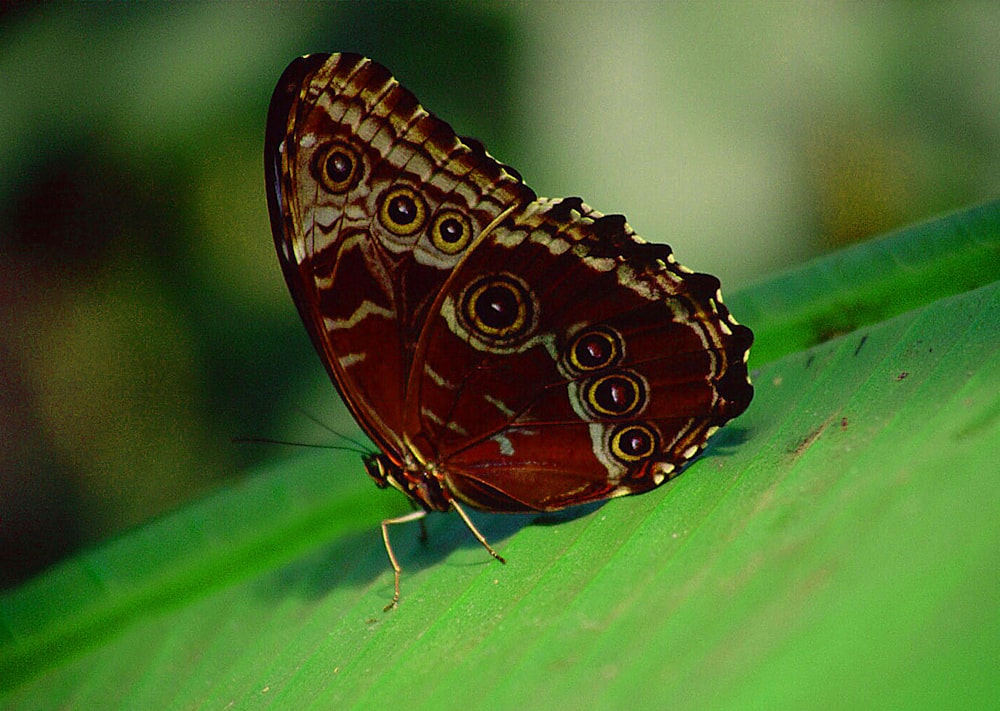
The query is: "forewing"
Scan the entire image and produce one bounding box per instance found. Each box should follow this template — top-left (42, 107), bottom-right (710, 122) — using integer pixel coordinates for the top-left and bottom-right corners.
top-left (265, 53), bottom-right (534, 458)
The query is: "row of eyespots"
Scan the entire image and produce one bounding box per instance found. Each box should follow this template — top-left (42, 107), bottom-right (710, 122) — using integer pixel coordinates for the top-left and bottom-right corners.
top-left (313, 141), bottom-right (660, 466)
top-left (453, 279), bottom-right (660, 463)
top-left (563, 327), bottom-right (660, 463)
top-left (312, 141), bottom-right (474, 254)
top-left (565, 329), bottom-right (646, 416)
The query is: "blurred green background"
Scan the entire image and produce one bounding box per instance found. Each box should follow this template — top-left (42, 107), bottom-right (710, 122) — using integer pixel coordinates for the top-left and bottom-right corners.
top-left (1, 2), bottom-right (997, 588)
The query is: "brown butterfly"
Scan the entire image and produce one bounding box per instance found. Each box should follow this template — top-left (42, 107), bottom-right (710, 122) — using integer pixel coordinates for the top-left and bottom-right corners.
top-left (265, 53), bottom-right (753, 608)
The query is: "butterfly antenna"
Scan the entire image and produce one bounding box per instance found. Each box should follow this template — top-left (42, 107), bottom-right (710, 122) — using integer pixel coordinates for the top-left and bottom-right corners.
top-left (294, 407), bottom-right (373, 452)
top-left (231, 435), bottom-right (369, 456)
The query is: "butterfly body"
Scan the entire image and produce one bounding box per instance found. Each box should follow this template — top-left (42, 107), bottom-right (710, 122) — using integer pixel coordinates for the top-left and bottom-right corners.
top-left (266, 53), bottom-right (753, 605)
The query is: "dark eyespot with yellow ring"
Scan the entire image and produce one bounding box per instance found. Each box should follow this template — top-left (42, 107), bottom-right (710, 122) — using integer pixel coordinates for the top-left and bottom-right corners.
top-left (379, 186), bottom-right (427, 236)
top-left (584, 371), bottom-right (646, 417)
top-left (567, 327), bottom-right (623, 373)
top-left (430, 210), bottom-right (473, 255)
top-left (311, 142), bottom-right (361, 194)
top-left (461, 274), bottom-right (534, 341)
top-left (609, 423), bottom-right (658, 462)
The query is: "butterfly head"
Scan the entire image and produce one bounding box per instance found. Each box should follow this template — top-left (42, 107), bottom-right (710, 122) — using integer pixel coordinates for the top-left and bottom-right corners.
top-left (363, 452), bottom-right (451, 513)
top-left (362, 451), bottom-right (392, 490)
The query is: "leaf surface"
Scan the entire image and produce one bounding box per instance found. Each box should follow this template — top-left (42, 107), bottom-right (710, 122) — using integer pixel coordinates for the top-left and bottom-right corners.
top-left (2, 202), bottom-right (998, 710)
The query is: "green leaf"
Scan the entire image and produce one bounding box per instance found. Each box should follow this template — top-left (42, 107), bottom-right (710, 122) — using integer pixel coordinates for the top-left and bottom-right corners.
top-left (728, 200), bottom-right (1000, 365)
top-left (2, 201), bottom-right (999, 709)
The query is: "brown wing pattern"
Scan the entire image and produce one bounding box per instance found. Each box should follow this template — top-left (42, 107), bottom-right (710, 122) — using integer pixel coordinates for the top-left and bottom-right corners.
top-left (410, 197), bottom-right (753, 511)
top-left (266, 53), bottom-right (535, 461)
top-left (267, 53), bottom-right (752, 515)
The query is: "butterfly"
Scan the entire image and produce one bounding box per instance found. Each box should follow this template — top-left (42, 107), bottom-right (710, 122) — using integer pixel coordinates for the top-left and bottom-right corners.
top-left (264, 53), bottom-right (753, 608)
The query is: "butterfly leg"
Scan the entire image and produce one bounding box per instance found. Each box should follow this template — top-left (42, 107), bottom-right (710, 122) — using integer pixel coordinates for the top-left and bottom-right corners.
top-left (412, 501), bottom-right (430, 545)
top-left (381, 509), bottom-right (428, 610)
top-left (450, 500), bottom-right (507, 565)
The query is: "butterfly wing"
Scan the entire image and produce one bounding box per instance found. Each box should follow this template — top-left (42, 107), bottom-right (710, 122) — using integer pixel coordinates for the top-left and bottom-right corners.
top-left (267, 52), bottom-right (753, 515)
top-left (409, 197), bottom-right (753, 512)
top-left (265, 53), bottom-right (535, 462)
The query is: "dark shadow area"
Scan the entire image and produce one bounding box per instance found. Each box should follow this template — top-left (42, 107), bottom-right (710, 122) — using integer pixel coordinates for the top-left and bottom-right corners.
top-left (254, 499), bottom-right (609, 603)
top-left (703, 423), bottom-right (753, 456)
top-left (527, 501), bottom-right (605, 527)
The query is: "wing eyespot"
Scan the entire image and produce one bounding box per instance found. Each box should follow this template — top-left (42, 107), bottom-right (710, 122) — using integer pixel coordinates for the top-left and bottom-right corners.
top-left (311, 142), bottom-right (362, 193)
top-left (582, 371), bottom-right (647, 418)
top-left (430, 209), bottom-right (473, 255)
top-left (565, 327), bottom-right (624, 374)
top-left (459, 273), bottom-right (538, 344)
top-left (379, 186), bottom-right (428, 236)
top-left (609, 423), bottom-right (659, 462)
